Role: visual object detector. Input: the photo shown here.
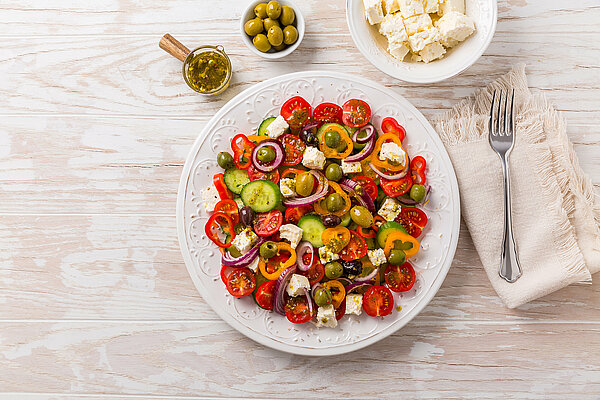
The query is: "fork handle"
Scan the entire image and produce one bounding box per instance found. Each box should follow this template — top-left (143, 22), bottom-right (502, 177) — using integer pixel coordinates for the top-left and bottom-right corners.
top-left (499, 157), bottom-right (522, 282)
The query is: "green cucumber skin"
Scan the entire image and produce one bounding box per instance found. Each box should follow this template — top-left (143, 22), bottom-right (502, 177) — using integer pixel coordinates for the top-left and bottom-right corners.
top-left (240, 180), bottom-right (282, 213)
top-left (298, 214), bottom-right (326, 248)
top-left (316, 122), bottom-right (348, 143)
top-left (223, 168), bottom-right (250, 195)
top-left (376, 221), bottom-right (408, 248)
top-left (258, 117), bottom-right (276, 136)
top-left (339, 212), bottom-right (351, 227)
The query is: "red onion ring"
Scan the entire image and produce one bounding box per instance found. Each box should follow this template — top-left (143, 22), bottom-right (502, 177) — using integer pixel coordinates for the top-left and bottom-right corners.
top-left (339, 178), bottom-right (375, 213)
top-left (345, 281), bottom-right (374, 293)
top-left (336, 277), bottom-right (352, 286)
top-left (352, 124), bottom-right (375, 144)
top-left (296, 241), bottom-right (314, 272)
top-left (274, 265), bottom-right (296, 315)
top-left (221, 238), bottom-right (266, 267)
top-left (303, 288), bottom-right (315, 317)
top-left (282, 170), bottom-right (329, 206)
top-left (356, 267), bottom-right (379, 282)
top-left (251, 140), bottom-right (285, 173)
top-left (369, 162), bottom-right (409, 180)
top-left (345, 136), bottom-right (375, 163)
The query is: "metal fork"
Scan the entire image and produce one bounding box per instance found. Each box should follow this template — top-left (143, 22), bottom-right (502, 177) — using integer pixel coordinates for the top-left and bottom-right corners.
top-left (489, 89), bottom-right (522, 283)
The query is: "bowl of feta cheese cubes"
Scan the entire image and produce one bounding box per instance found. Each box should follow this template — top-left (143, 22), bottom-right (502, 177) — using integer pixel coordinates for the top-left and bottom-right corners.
top-left (346, 0), bottom-right (497, 83)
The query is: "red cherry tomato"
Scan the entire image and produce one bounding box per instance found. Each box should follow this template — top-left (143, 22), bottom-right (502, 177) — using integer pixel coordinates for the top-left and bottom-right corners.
top-left (253, 210), bottom-right (283, 237)
top-left (225, 267), bottom-right (256, 298)
top-left (342, 99), bottom-right (371, 128)
top-left (248, 164), bottom-right (280, 184)
top-left (313, 102), bottom-right (343, 126)
top-left (380, 175), bottom-right (413, 197)
top-left (280, 96), bottom-right (312, 130)
top-left (214, 199), bottom-right (239, 225)
top-left (285, 295), bottom-right (314, 324)
top-left (298, 262), bottom-right (325, 286)
top-left (340, 230), bottom-right (368, 261)
top-left (280, 134), bottom-right (306, 166)
top-left (284, 205), bottom-right (314, 224)
top-left (351, 175), bottom-right (378, 201)
top-left (335, 300), bottom-right (346, 320)
top-left (381, 117), bottom-right (406, 142)
top-left (385, 262), bottom-right (416, 292)
top-left (255, 280), bottom-right (277, 310)
top-left (363, 285), bottom-right (394, 317)
top-left (410, 156), bottom-right (427, 185)
top-left (395, 207), bottom-right (428, 237)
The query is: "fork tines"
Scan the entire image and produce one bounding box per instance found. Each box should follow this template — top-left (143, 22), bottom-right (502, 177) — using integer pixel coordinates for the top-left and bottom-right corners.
top-left (489, 89), bottom-right (515, 138)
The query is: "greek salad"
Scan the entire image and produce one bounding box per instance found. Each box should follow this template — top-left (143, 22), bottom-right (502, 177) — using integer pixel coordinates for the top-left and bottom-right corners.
top-left (202, 96), bottom-right (430, 328)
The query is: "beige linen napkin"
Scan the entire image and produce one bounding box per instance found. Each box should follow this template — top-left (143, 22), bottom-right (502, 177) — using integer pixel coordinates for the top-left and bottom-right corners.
top-left (435, 65), bottom-right (600, 308)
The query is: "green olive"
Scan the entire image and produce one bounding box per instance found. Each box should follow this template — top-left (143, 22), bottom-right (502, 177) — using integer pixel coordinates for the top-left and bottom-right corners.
top-left (217, 151), bottom-right (234, 169)
top-left (283, 25), bottom-right (298, 45)
top-left (280, 6), bottom-right (296, 26)
top-left (324, 130), bottom-right (340, 148)
top-left (244, 18), bottom-right (264, 36)
top-left (228, 246), bottom-right (242, 258)
top-left (325, 163), bottom-right (343, 182)
top-left (253, 34), bottom-right (271, 52)
top-left (273, 43), bottom-right (287, 51)
top-left (254, 2), bottom-right (268, 18)
top-left (365, 237), bottom-right (376, 250)
top-left (410, 184), bottom-right (426, 203)
top-left (267, 26), bottom-right (283, 46)
top-left (325, 261), bottom-right (343, 279)
top-left (388, 249), bottom-right (406, 265)
top-left (325, 193), bottom-right (345, 213)
top-left (260, 241), bottom-right (278, 259)
top-left (350, 206), bottom-right (374, 228)
top-left (257, 146), bottom-right (276, 163)
top-left (295, 172), bottom-right (315, 197)
top-left (314, 287), bottom-right (333, 307)
top-left (266, 0), bottom-right (282, 19)
top-left (263, 17), bottom-right (279, 31)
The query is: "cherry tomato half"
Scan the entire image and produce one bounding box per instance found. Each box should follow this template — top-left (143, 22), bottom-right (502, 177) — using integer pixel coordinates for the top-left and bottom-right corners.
top-left (340, 230), bottom-right (368, 261)
top-left (313, 102), bottom-right (343, 126)
top-left (255, 280), bottom-right (277, 310)
top-left (280, 133), bottom-right (306, 166)
top-left (380, 175), bottom-right (413, 197)
top-left (385, 262), bottom-right (416, 292)
top-left (225, 267), bottom-right (256, 297)
top-left (352, 175), bottom-right (378, 201)
top-left (298, 262), bottom-right (325, 286)
top-left (395, 207), bottom-right (428, 237)
top-left (335, 300), bottom-right (346, 321)
top-left (284, 205), bottom-right (314, 224)
top-left (248, 164), bottom-right (280, 184)
top-left (281, 96), bottom-right (312, 130)
top-left (342, 99), bottom-right (371, 128)
top-left (363, 285), bottom-right (394, 317)
top-left (381, 117), bottom-right (406, 142)
top-left (253, 209), bottom-right (283, 237)
top-left (410, 156), bottom-right (427, 185)
top-left (214, 199), bottom-right (239, 225)
top-left (285, 295), bottom-right (314, 324)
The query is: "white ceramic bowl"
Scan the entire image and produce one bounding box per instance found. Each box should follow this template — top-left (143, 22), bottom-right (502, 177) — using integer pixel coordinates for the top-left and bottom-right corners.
top-left (346, 0), bottom-right (497, 83)
top-left (240, 0), bottom-right (305, 59)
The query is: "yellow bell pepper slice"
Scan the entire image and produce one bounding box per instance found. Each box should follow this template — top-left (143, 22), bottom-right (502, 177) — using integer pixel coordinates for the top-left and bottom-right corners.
top-left (323, 280), bottom-right (346, 309)
top-left (247, 134), bottom-right (270, 144)
top-left (370, 132), bottom-right (409, 172)
top-left (319, 125), bottom-right (353, 159)
top-left (258, 242), bottom-right (297, 280)
top-left (383, 231), bottom-right (420, 259)
top-left (314, 181), bottom-right (352, 217)
top-left (321, 227), bottom-right (351, 253)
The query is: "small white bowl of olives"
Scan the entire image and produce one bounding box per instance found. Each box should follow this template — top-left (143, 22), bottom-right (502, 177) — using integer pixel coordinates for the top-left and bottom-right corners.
top-left (241, 0), bottom-right (304, 59)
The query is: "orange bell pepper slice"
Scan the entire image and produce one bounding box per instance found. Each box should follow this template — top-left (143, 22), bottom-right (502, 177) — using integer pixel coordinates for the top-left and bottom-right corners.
top-left (383, 231), bottom-right (420, 259)
top-left (319, 124), bottom-right (353, 159)
top-left (258, 242), bottom-right (297, 280)
top-left (370, 132), bottom-right (409, 172)
top-left (323, 280), bottom-right (346, 308)
top-left (321, 227), bottom-right (351, 253)
top-left (280, 168), bottom-right (305, 180)
top-left (314, 181), bottom-right (351, 217)
top-left (247, 134), bottom-right (270, 144)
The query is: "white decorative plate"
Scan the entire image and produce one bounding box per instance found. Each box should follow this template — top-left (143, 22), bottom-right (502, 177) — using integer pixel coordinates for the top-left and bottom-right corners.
top-left (176, 71), bottom-right (460, 356)
top-left (346, 0), bottom-right (497, 83)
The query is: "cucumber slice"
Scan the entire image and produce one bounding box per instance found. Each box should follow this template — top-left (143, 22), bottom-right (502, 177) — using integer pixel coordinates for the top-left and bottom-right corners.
top-left (316, 123), bottom-right (348, 143)
top-left (258, 117), bottom-right (276, 136)
top-left (240, 180), bottom-right (282, 213)
top-left (298, 214), bottom-right (326, 248)
top-left (224, 168), bottom-right (250, 195)
top-left (376, 221), bottom-right (408, 248)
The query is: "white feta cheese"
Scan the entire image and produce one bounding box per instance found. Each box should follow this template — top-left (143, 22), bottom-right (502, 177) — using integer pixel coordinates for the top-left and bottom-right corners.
top-left (345, 293), bottom-right (363, 316)
top-left (419, 41), bottom-right (446, 63)
top-left (231, 227), bottom-right (258, 255)
top-left (379, 12), bottom-right (406, 38)
top-left (388, 41), bottom-right (410, 61)
top-left (382, 0), bottom-right (400, 14)
top-left (279, 178), bottom-right (296, 198)
top-left (435, 11), bottom-right (475, 47)
top-left (302, 146), bottom-right (327, 170)
top-left (286, 274), bottom-right (310, 297)
top-left (280, 224), bottom-right (304, 248)
top-left (265, 115), bottom-right (289, 139)
top-left (439, 0), bottom-right (465, 15)
top-left (423, 0), bottom-right (439, 13)
top-left (408, 26), bottom-right (441, 52)
top-left (319, 246), bottom-right (340, 264)
top-left (398, 0), bottom-right (424, 18)
top-left (363, 0), bottom-right (385, 25)
top-left (341, 160), bottom-right (362, 174)
top-left (379, 141), bottom-right (407, 165)
top-left (402, 13), bottom-right (432, 36)
top-left (378, 197), bottom-right (401, 221)
top-left (248, 256), bottom-right (260, 273)
top-left (368, 248), bottom-right (388, 267)
top-left (201, 185), bottom-right (220, 213)
top-left (314, 304), bottom-right (338, 328)
top-left (233, 197), bottom-right (244, 210)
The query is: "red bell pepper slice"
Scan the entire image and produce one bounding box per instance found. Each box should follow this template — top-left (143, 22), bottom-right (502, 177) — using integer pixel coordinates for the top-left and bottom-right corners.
top-left (231, 134), bottom-right (255, 170)
top-left (205, 211), bottom-right (235, 248)
top-left (213, 173), bottom-right (233, 200)
top-left (410, 156), bottom-right (427, 185)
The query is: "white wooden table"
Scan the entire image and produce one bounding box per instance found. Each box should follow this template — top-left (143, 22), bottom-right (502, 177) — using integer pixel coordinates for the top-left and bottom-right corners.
top-left (1, 1), bottom-right (599, 398)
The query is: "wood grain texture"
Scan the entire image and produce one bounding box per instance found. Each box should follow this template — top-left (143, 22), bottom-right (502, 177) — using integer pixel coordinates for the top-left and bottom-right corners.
top-left (1, 0), bottom-right (599, 397)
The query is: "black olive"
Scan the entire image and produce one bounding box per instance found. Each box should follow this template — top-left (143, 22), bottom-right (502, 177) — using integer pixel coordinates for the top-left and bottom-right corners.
top-left (240, 206), bottom-right (254, 226)
top-left (322, 214), bottom-right (342, 227)
top-left (300, 122), bottom-right (319, 147)
top-left (342, 260), bottom-right (363, 277)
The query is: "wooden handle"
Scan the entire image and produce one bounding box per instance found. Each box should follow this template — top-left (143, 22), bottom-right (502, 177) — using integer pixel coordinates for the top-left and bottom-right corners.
top-left (159, 33), bottom-right (190, 62)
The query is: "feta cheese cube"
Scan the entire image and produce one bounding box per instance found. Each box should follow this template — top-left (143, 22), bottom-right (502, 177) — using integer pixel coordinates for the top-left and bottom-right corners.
top-left (378, 197), bottom-right (401, 221)
top-left (286, 274), bottom-right (310, 297)
top-left (279, 178), bottom-right (296, 198)
top-left (234, 197), bottom-right (244, 210)
top-left (379, 141), bottom-right (407, 165)
top-left (265, 115), bottom-right (289, 139)
top-left (314, 304), bottom-right (338, 328)
top-left (379, 12), bottom-right (406, 39)
top-left (435, 11), bottom-right (475, 47)
top-left (388, 41), bottom-right (410, 61)
top-left (382, 0), bottom-right (400, 14)
top-left (398, 0), bottom-right (424, 18)
top-left (423, 0), bottom-right (439, 13)
top-left (231, 227), bottom-right (258, 255)
top-left (201, 185), bottom-right (220, 213)
top-left (345, 293), bottom-right (363, 316)
top-left (439, 0), bottom-right (465, 15)
top-left (408, 26), bottom-right (441, 52)
top-left (248, 256), bottom-right (260, 273)
top-left (319, 246), bottom-right (340, 264)
top-left (419, 41), bottom-right (446, 63)
top-left (363, 0), bottom-right (385, 25)
top-left (302, 146), bottom-right (327, 170)
top-left (280, 224), bottom-right (304, 248)
top-left (368, 248), bottom-right (387, 267)
top-left (341, 160), bottom-right (362, 174)
top-left (403, 13), bottom-right (432, 36)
